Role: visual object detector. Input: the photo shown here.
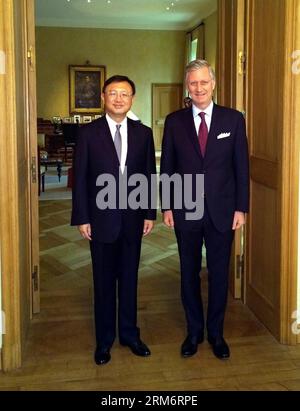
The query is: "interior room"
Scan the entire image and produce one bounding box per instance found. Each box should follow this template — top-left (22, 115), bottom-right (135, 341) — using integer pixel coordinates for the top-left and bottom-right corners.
top-left (0, 0), bottom-right (300, 391)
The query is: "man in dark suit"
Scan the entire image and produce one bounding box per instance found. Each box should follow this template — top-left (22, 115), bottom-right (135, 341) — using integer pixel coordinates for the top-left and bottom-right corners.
top-left (160, 60), bottom-right (249, 359)
top-left (71, 75), bottom-right (156, 365)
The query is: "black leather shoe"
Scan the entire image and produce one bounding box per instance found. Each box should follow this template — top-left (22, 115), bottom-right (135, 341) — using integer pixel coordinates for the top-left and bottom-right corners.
top-left (181, 335), bottom-right (204, 357)
top-left (120, 339), bottom-right (151, 357)
top-left (208, 337), bottom-right (230, 359)
top-left (94, 347), bottom-right (111, 365)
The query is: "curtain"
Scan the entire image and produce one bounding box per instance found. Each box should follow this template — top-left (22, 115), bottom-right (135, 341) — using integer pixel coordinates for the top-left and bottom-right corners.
top-left (182, 32), bottom-right (192, 100)
top-left (193, 24), bottom-right (205, 59)
top-left (183, 24), bottom-right (205, 101)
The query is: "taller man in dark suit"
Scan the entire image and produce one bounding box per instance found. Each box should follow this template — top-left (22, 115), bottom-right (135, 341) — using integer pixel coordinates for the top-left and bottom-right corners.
top-left (160, 60), bottom-right (249, 359)
top-left (71, 75), bottom-right (156, 365)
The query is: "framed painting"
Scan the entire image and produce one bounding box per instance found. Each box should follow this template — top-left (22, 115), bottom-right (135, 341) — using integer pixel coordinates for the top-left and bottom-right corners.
top-left (69, 65), bottom-right (106, 114)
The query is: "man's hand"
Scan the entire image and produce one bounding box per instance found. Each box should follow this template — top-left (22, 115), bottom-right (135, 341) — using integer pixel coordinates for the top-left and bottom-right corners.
top-left (232, 211), bottom-right (246, 230)
top-left (78, 224), bottom-right (92, 240)
top-left (143, 220), bottom-right (154, 236)
top-left (163, 210), bottom-right (174, 228)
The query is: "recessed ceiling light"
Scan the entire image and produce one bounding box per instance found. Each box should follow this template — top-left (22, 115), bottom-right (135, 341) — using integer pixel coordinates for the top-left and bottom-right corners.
top-left (166, 6), bottom-right (170, 10)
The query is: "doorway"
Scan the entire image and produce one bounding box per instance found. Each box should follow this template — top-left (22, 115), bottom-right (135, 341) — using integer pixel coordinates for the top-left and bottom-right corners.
top-left (1, 0), bottom-right (299, 372)
top-left (152, 83), bottom-right (183, 151)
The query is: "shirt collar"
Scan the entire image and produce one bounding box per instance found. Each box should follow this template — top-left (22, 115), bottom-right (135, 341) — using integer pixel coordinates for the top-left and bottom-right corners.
top-left (106, 113), bottom-right (127, 128)
top-left (192, 100), bottom-right (214, 118)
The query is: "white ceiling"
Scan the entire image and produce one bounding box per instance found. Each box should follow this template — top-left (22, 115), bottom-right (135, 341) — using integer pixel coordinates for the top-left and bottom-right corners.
top-left (35, 0), bottom-right (217, 31)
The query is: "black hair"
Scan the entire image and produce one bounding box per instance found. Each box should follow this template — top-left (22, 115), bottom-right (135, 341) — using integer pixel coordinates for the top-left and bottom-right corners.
top-left (102, 75), bottom-right (136, 95)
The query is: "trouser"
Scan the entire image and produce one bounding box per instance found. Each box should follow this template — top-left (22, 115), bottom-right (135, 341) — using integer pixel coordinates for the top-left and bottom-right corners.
top-left (175, 208), bottom-right (234, 339)
top-left (90, 233), bottom-right (142, 348)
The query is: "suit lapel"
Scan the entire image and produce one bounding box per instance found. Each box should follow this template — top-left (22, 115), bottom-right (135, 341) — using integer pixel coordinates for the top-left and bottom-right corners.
top-left (205, 104), bottom-right (218, 157)
top-left (204, 103), bottom-right (220, 162)
top-left (125, 119), bottom-right (135, 169)
top-left (96, 116), bottom-right (138, 170)
top-left (97, 116), bottom-right (120, 166)
top-left (185, 102), bottom-right (220, 162)
top-left (184, 108), bottom-right (202, 159)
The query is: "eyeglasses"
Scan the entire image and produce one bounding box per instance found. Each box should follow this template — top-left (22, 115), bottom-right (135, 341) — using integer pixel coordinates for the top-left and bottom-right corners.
top-left (105, 90), bottom-right (133, 100)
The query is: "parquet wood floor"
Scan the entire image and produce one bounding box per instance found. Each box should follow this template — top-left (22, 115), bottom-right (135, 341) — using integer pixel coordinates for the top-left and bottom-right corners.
top-left (1, 200), bottom-right (300, 391)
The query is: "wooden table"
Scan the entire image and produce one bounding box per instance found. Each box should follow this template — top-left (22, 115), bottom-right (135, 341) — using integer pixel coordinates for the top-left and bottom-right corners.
top-left (40, 158), bottom-right (63, 181)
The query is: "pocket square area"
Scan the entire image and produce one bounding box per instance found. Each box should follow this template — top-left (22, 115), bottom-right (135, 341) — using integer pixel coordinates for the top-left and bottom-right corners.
top-left (217, 132), bottom-right (231, 139)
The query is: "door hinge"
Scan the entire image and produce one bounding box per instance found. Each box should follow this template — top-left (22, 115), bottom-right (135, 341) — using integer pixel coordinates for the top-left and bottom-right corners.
top-left (27, 46), bottom-right (35, 71)
top-left (0, 309), bottom-right (5, 335)
top-left (31, 156), bottom-right (37, 184)
top-left (32, 265), bottom-right (39, 292)
top-left (238, 51), bottom-right (246, 75)
top-left (236, 254), bottom-right (244, 279)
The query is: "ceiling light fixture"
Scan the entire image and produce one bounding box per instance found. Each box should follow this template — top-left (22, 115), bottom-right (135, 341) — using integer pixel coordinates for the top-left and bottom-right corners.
top-left (166, 0), bottom-right (178, 11)
top-left (66, 0), bottom-right (94, 3)
top-left (65, 0), bottom-right (112, 3)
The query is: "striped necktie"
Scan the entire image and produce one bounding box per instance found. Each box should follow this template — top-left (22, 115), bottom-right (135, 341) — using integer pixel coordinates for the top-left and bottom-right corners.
top-left (198, 112), bottom-right (208, 157)
top-left (114, 124), bottom-right (122, 163)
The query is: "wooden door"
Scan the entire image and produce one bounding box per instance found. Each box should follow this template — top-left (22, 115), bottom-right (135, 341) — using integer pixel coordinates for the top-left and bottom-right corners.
top-left (217, 0), bottom-right (246, 299)
top-left (25, 0), bottom-right (40, 314)
top-left (218, 0), bottom-right (299, 343)
top-left (0, 0), bottom-right (39, 370)
top-left (245, 0), bottom-right (299, 343)
top-left (152, 83), bottom-right (183, 150)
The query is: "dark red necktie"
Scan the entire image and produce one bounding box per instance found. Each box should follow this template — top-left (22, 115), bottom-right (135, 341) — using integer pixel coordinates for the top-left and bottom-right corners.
top-left (198, 112), bottom-right (208, 157)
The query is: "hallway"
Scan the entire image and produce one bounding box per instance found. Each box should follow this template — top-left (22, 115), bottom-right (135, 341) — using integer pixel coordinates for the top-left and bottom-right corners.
top-left (0, 200), bottom-right (300, 390)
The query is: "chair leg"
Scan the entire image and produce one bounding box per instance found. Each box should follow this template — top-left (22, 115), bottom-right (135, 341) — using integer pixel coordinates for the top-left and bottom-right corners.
top-left (41, 173), bottom-right (45, 192)
top-left (38, 173), bottom-right (41, 196)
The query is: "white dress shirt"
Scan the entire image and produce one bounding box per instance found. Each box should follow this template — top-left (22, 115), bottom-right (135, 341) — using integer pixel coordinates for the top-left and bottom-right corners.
top-left (106, 113), bottom-right (128, 173)
top-left (192, 100), bottom-right (214, 135)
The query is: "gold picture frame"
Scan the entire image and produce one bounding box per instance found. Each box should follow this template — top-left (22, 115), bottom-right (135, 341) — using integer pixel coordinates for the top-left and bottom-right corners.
top-left (69, 65), bottom-right (106, 114)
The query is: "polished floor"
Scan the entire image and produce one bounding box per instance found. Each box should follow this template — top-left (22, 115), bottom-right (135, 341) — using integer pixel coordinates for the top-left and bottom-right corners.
top-left (1, 199), bottom-right (300, 390)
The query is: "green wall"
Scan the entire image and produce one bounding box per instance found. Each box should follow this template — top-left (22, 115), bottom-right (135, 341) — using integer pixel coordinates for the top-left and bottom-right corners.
top-left (36, 27), bottom-right (186, 127)
top-left (204, 11), bottom-right (217, 73)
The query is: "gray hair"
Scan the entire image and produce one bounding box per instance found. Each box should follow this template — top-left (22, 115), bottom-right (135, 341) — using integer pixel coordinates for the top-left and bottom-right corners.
top-left (185, 59), bottom-right (216, 82)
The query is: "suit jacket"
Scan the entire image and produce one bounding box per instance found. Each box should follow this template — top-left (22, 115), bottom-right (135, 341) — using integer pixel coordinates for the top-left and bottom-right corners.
top-left (160, 103), bottom-right (249, 233)
top-left (71, 116), bottom-right (157, 243)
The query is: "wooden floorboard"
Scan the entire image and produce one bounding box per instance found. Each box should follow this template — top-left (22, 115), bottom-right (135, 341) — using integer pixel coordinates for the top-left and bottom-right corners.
top-left (1, 199), bottom-right (300, 391)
